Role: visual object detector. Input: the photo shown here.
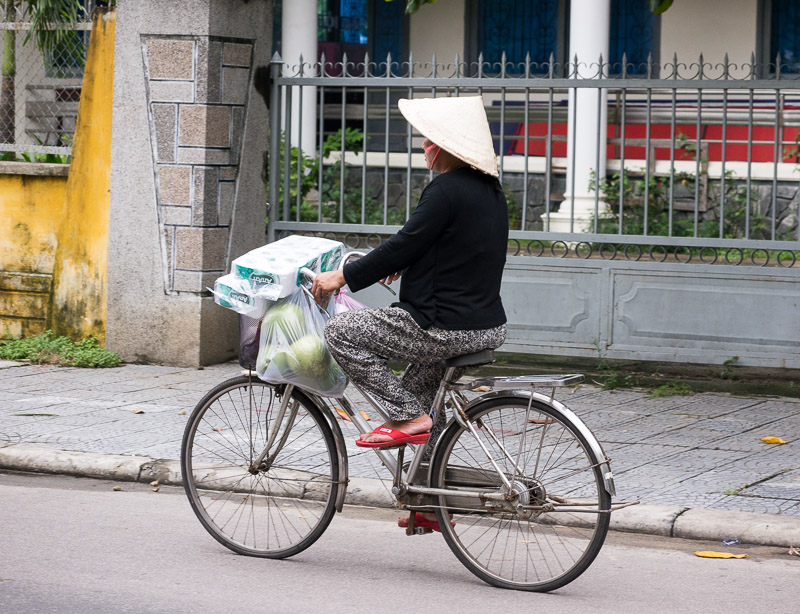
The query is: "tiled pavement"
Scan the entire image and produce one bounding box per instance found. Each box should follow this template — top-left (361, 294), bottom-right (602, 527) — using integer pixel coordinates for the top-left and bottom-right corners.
top-left (1, 360), bottom-right (798, 516)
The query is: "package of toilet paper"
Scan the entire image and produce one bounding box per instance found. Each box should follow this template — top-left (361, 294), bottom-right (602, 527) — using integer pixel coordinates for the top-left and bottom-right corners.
top-left (211, 273), bottom-right (271, 318)
top-left (231, 235), bottom-right (345, 300)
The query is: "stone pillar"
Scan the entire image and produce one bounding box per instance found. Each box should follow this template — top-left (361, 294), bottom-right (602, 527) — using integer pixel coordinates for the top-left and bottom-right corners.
top-left (106, 0), bottom-right (271, 365)
top-left (548, 0), bottom-right (610, 234)
top-left (282, 0), bottom-right (317, 154)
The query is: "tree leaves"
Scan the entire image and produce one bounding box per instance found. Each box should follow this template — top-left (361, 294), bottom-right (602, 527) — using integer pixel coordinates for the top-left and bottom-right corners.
top-left (648, 0), bottom-right (674, 15)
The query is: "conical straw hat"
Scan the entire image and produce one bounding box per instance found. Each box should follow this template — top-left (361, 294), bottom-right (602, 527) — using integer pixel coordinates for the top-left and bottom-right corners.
top-left (398, 96), bottom-right (498, 177)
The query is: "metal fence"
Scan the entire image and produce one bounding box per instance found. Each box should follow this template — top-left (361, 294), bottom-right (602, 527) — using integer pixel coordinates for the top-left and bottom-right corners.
top-left (268, 54), bottom-right (800, 268)
top-left (0, 7), bottom-right (92, 160)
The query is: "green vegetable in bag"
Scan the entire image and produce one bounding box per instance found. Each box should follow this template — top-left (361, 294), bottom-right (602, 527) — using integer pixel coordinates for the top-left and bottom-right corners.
top-left (288, 334), bottom-right (331, 378)
top-left (262, 301), bottom-right (306, 343)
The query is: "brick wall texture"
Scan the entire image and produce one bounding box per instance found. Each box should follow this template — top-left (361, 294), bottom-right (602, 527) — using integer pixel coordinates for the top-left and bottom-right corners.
top-left (143, 36), bottom-right (253, 293)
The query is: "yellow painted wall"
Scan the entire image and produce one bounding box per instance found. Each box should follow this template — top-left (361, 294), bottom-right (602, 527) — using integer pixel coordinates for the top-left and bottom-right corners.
top-left (50, 8), bottom-right (116, 343)
top-left (0, 171), bottom-right (67, 337)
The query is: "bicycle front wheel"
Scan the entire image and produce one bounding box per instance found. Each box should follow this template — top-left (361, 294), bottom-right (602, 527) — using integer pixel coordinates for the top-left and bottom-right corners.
top-left (430, 395), bottom-right (611, 592)
top-left (181, 376), bottom-right (340, 558)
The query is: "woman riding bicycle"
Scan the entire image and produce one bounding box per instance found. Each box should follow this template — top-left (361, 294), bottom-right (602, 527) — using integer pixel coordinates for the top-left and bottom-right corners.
top-left (312, 96), bottom-right (508, 465)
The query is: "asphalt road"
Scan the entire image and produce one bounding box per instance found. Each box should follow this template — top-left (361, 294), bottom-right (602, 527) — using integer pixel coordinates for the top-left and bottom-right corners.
top-left (1, 472), bottom-right (797, 614)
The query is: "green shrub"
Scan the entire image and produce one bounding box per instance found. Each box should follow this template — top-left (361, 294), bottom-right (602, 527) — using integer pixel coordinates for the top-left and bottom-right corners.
top-left (0, 330), bottom-right (122, 368)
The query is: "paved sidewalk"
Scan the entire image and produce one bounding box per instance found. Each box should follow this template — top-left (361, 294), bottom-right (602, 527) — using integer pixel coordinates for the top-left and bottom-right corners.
top-left (1, 359), bottom-right (799, 545)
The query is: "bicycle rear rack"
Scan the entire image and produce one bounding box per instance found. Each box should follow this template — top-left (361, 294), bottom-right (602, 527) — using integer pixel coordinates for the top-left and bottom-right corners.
top-left (452, 374), bottom-right (584, 392)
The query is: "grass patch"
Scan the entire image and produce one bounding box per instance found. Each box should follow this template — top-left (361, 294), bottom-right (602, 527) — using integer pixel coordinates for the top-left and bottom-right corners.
top-left (601, 371), bottom-right (636, 391)
top-left (0, 330), bottom-right (122, 368)
top-left (648, 382), bottom-right (694, 399)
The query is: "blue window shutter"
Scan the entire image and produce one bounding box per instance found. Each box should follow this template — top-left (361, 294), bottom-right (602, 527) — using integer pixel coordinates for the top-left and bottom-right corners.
top-left (610, 0), bottom-right (656, 74)
top-left (479, 0), bottom-right (559, 72)
top-left (373, 0), bottom-right (404, 65)
top-left (771, 0), bottom-right (800, 73)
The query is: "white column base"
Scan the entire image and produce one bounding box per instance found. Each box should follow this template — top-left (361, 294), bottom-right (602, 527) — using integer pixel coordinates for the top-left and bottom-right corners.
top-left (544, 195), bottom-right (605, 234)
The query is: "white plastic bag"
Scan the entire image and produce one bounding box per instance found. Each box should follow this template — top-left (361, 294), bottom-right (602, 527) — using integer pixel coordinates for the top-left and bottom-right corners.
top-left (255, 288), bottom-right (347, 397)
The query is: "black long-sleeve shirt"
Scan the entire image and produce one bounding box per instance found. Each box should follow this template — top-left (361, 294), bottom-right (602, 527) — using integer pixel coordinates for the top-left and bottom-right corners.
top-left (343, 166), bottom-right (508, 330)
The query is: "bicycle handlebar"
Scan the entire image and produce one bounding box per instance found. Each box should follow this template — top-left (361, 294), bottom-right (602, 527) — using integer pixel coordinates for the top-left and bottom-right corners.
top-left (299, 252), bottom-right (397, 296)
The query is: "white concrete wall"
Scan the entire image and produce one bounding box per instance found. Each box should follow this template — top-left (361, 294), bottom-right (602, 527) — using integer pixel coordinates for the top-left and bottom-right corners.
top-left (408, 0), bottom-right (465, 64)
top-left (660, 0), bottom-right (758, 68)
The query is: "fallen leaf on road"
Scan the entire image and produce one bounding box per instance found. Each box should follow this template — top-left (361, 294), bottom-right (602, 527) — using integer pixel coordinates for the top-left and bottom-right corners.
top-left (213, 428), bottom-right (225, 432)
top-left (150, 480), bottom-right (159, 487)
top-left (760, 436), bottom-right (787, 444)
top-left (694, 551), bottom-right (747, 559)
top-left (152, 488), bottom-right (160, 493)
top-left (788, 546), bottom-right (799, 557)
top-left (297, 516), bottom-right (306, 519)
top-left (113, 486), bottom-right (122, 492)
top-left (178, 410), bottom-right (187, 415)
top-left (131, 410), bottom-right (145, 414)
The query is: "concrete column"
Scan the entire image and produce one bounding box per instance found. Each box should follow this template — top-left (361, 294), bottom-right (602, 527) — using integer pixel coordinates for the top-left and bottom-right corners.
top-left (282, 0), bottom-right (317, 155)
top-left (106, 0), bottom-right (271, 365)
top-left (549, 0), bottom-right (610, 233)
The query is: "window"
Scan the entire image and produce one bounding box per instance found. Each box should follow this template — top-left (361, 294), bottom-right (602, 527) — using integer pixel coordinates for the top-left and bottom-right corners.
top-left (760, 0), bottom-right (800, 74)
top-left (473, 0), bottom-right (565, 73)
top-left (609, 0), bottom-right (659, 74)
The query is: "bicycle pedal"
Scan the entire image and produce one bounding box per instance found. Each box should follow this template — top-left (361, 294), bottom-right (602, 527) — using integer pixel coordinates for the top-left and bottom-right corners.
top-left (411, 527), bottom-right (433, 536)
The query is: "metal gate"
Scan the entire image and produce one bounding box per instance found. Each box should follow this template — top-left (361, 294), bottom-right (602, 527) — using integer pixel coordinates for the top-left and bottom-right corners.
top-left (267, 53), bottom-right (800, 368)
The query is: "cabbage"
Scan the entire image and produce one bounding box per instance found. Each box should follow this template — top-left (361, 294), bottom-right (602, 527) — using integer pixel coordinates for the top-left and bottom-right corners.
top-left (271, 351), bottom-right (290, 375)
top-left (256, 344), bottom-right (273, 373)
top-left (262, 301), bottom-right (306, 344)
top-left (288, 334), bottom-right (331, 378)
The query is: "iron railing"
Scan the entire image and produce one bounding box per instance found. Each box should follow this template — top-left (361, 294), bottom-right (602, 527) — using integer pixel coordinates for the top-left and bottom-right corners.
top-left (268, 53), bottom-right (800, 268)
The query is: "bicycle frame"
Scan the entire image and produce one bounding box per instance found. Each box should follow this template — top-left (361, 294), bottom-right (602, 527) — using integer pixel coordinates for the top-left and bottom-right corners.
top-left (256, 368), bottom-right (617, 519)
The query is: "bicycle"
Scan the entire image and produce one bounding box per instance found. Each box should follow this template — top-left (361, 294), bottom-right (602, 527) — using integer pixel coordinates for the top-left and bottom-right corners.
top-left (181, 258), bottom-right (628, 592)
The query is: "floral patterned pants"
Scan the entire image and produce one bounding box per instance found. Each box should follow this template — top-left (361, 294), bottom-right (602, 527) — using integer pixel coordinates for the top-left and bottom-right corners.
top-left (325, 307), bottom-right (506, 446)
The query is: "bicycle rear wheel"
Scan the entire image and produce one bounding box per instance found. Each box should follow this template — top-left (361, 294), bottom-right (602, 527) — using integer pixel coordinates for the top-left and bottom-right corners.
top-left (430, 395), bottom-right (610, 592)
top-left (181, 376), bottom-right (340, 558)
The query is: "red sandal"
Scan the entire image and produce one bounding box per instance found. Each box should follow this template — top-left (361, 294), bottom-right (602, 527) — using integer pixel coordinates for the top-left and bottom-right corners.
top-left (355, 425), bottom-right (430, 448)
top-left (397, 514), bottom-right (455, 533)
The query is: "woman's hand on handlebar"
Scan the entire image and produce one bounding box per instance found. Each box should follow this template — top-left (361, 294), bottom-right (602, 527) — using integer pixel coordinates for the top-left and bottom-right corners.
top-left (311, 270), bottom-right (346, 307)
top-left (381, 272), bottom-right (401, 285)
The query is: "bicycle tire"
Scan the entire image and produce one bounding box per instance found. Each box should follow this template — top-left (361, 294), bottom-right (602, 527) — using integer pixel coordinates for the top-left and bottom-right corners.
top-left (430, 395), bottom-right (611, 591)
top-left (181, 375), bottom-right (340, 559)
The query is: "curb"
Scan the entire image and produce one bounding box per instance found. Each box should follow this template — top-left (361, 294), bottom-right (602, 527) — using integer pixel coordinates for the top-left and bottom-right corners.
top-left (2, 443), bottom-right (799, 548)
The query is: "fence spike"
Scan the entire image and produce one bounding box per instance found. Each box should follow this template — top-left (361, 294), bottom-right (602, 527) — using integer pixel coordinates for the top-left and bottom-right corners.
top-left (432, 51), bottom-right (437, 77)
top-left (298, 53), bottom-right (305, 77)
top-left (621, 51), bottom-right (628, 78)
top-left (723, 52), bottom-right (730, 78)
top-left (320, 51), bottom-right (326, 77)
top-left (598, 53), bottom-right (604, 78)
top-left (548, 51), bottom-right (555, 78)
top-left (776, 52), bottom-right (782, 79)
top-left (478, 51), bottom-right (484, 78)
top-left (646, 52), bottom-right (652, 79)
top-left (698, 52), bottom-right (704, 78)
top-left (342, 51), bottom-right (348, 77)
top-left (750, 51), bottom-right (756, 79)
top-left (454, 52), bottom-right (460, 78)
top-left (524, 51), bottom-right (531, 78)
top-left (386, 51), bottom-right (392, 77)
top-left (501, 50), bottom-right (507, 77)
top-left (363, 51), bottom-right (370, 77)
top-left (408, 50), bottom-right (414, 77)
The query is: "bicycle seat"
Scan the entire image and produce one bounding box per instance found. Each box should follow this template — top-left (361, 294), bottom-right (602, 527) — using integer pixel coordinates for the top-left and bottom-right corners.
top-left (442, 349), bottom-right (495, 368)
